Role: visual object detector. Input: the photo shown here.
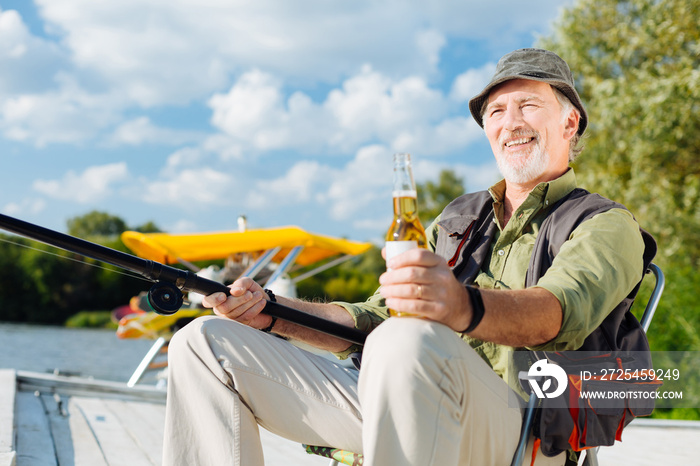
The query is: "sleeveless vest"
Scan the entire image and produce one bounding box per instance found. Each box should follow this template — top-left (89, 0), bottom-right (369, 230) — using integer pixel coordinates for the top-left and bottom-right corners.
top-left (435, 187), bottom-right (658, 456)
top-left (434, 187), bottom-right (656, 353)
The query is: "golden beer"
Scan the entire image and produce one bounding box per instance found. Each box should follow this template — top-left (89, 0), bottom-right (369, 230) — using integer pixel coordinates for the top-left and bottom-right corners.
top-left (386, 154), bottom-right (427, 317)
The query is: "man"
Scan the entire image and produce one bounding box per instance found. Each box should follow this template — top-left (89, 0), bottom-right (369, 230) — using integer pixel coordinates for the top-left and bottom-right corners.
top-left (163, 49), bottom-right (649, 466)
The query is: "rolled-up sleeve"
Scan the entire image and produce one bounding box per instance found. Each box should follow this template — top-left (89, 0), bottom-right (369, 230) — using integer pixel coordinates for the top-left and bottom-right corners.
top-left (530, 208), bottom-right (645, 351)
top-left (330, 291), bottom-right (390, 359)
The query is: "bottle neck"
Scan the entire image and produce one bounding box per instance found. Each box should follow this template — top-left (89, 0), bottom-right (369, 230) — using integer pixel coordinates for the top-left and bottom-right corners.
top-left (392, 153), bottom-right (417, 208)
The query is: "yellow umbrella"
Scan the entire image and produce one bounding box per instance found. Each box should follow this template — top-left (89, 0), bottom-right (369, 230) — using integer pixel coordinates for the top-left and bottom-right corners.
top-left (121, 226), bottom-right (372, 267)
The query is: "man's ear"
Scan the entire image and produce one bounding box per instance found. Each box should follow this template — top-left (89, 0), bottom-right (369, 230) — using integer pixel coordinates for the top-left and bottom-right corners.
top-left (563, 108), bottom-right (580, 140)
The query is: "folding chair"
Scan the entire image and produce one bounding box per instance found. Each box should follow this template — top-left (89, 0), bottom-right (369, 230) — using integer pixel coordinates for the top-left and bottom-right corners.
top-left (510, 263), bottom-right (665, 466)
top-left (307, 264), bottom-right (665, 466)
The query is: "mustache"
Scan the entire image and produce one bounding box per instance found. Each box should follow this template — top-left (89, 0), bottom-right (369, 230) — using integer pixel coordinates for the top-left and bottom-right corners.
top-left (498, 130), bottom-right (540, 147)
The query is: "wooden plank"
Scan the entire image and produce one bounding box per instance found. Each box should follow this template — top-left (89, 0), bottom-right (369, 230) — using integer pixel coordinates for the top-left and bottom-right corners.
top-left (40, 394), bottom-right (74, 466)
top-left (14, 391), bottom-right (57, 466)
top-left (0, 370), bottom-right (16, 465)
top-left (0, 453), bottom-right (15, 466)
top-left (66, 398), bottom-right (108, 466)
top-left (72, 397), bottom-right (155, 466)
top-left (17, 371), bottom-right (165, 405)
top-left (101, 399), bottom-right (164, 465)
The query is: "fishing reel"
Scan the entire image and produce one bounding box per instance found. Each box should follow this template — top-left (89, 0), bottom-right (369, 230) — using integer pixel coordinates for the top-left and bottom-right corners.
top-left (147, 281), bottom-right (184, 315)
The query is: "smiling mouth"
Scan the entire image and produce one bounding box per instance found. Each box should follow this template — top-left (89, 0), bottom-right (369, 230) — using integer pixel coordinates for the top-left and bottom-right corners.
top-left (504, 137), bottom-right (535, 148)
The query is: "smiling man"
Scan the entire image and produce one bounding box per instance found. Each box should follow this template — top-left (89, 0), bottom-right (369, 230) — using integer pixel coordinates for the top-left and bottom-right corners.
top-left (163, 49), bottom-right (653, 466)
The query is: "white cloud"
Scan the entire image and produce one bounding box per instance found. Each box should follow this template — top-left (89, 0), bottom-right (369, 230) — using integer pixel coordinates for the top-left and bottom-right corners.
top-left (415, 29), bottom-right (447, 72)
top-left (240, 144), bottom-right (394, 233)
top-left (450, 62), bottom-right (497, 102)
top-left (325, 145), bottom-right (394, 223)
top-left (0, 73), bottom-right (120, 146)
top-left (140, 168), bottom-right (233, 208)
top-left (422, 1), bottom-right (567, 42)
top-left (0, 0), bottom-right (572, 150)
top-left (0, 9), bottom-right (29, 59)
top-left (0, 8), bottom-right (64, 94)
top-left (2, 198), bottom-right (47, 216)
top-left (109, 117), bottom-right (203, 146)
top-left (32, 162), bottom-right (129, 203)
top-left (1, 0), bottom-right (575, 242)
top-left (246, 160), bottom-right (335, 209)
top-left (163, 147), bottom-right (208, 174)
top-left (391, 116), bottom-right (483, 156)
top-left (30, 0), bottom-right (568, 107)
top-left (325, 66), bottom-right (448, 151)
top-left (208, 65), bottom-right (476, 157)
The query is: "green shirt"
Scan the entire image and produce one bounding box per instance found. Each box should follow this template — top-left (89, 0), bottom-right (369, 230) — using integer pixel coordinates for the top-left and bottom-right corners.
top-left (333, 169), bottom-right (645, 395)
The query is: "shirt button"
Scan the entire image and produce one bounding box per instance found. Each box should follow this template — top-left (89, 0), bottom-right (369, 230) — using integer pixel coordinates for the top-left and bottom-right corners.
top-left (498, 249), bottom-right (505, 256)
top-left (545, 199), bottom-right (550, 206)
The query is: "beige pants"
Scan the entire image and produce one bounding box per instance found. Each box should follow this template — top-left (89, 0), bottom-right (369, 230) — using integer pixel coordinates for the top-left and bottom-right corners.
top-left (162, 316), bottom-right (565, 466)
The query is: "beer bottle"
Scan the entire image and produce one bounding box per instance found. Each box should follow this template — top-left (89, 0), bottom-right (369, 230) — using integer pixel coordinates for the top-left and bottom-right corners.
top-left (385, 153), bottom-right (427, 317)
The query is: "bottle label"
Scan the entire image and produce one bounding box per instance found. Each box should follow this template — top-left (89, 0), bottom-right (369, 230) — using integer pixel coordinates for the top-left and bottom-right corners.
top-left (385, 240), bottom-right (418, 264)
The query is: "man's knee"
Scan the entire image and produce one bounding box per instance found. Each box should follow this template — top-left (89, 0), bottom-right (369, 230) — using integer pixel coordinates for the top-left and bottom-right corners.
top-left (362, 318), bottom-right (459, 376)
top-left (169, 315), bottom-right (218, 354)
top-left (168, 315), bottom-right (256, 364)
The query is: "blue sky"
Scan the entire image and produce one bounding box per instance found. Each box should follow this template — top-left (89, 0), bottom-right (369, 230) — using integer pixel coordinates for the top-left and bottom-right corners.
top-left (0, 0), bottom-right (574, 244)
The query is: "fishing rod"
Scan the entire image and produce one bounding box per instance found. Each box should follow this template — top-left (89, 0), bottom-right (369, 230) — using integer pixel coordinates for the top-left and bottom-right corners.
top-left (0, 213), bottom-right (368, 346)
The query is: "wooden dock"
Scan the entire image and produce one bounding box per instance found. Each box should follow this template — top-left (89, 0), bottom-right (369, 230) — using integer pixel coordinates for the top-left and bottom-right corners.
top-left (0, 369), bottom-right (328, 466)
top-left (2, 368), bottom-right (698, 465)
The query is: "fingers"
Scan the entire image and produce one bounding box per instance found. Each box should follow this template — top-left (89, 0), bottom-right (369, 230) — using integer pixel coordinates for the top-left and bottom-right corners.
top-left (201, 278), bottom-right (269, 326)
top-left (380, 249), bottom-right (460, 322)
top-left (380, 282), bottom-right (430, 301)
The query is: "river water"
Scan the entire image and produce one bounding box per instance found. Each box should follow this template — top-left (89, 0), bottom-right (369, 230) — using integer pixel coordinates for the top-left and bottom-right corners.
top-left (0, 322), bottom-right (154, 382)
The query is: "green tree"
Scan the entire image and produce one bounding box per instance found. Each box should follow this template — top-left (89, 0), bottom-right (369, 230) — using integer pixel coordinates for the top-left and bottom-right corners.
top-left (0, 211), bottom-right (157, 325)
top-left (296, 246), bottom-right (384, 302)
top-left (539, 0), bottom-right (699, 267)
top-left (67, 210), bottom-right (128, 238)
top-left (540, 0), bottom-right (699, 419)
top-left (134, 221), bottom-right (162, 233)
top-left (417, 169), bottom-right (466, 224)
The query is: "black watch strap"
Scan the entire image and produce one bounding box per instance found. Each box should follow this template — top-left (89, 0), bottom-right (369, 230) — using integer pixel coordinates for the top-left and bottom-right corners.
top-left (260, 289), bottom-right (277, 333)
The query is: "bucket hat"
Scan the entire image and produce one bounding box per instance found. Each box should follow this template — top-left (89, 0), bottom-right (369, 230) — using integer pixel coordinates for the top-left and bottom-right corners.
top-left (468, 48), bottom-right (587, 136)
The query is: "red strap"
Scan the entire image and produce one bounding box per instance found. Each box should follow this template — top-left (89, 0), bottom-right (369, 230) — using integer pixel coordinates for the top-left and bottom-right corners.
top-left (615, 409), bottom-right (627, 441)
top-left (530, 438), bottom-right (541, 466)
top-left (447, 222), bottom-right (475, 266)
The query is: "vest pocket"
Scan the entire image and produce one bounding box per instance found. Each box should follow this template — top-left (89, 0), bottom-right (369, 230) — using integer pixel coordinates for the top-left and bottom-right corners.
top-left (436, 215), bottom-right (479, 269)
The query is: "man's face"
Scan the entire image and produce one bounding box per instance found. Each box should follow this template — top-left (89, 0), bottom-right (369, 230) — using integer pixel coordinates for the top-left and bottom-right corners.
top-left (483, 79), bottom-right (576, 185)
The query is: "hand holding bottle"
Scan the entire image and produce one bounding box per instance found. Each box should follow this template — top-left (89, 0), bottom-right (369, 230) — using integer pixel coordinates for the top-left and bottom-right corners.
top-left (385, 153), bottom-right (427, 316)
top-left (380, 247), bottom-right (473, 333)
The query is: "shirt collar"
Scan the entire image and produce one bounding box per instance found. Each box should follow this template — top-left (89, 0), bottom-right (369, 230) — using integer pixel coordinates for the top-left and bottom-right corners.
top-left (488, 168), bottom-right (577, 206)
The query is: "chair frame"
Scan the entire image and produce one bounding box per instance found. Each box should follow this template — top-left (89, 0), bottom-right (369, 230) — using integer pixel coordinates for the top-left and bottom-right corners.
top-left (510, 263), bottom-right (664, 466)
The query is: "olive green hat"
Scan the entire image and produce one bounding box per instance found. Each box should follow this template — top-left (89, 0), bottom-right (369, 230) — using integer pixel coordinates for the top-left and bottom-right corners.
top-left (468, 48), bottom-right (588, 136)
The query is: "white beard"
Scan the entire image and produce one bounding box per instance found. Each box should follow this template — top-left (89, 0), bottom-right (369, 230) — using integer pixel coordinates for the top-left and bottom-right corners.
top-left (495, 132), bottom-right (549, 184)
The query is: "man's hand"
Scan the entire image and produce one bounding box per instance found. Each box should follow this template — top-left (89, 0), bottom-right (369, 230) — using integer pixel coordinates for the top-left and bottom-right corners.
top-left (380, 248), bottom-right (473, 332)
top-left (379, 248), bottom-right (563, 346)
top-left (200, 277), bottom-right (274, 330)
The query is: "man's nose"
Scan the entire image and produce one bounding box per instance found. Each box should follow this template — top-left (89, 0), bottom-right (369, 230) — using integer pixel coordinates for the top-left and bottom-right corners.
top-left (503, 106), bottom-right (525, 131)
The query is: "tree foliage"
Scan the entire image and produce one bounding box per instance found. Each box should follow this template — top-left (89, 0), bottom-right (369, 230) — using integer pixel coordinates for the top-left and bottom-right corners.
top-left (417, 169), bottom-right (466, 225)
top-left (67, 210), bottom-right (129, 238)
top-left (539, 0), bottom-right (699, 267)
top-left (296, 245), bottom-right (385, 303)
top-left (0, 213), bottom-right (162, 324)
top-left (540, 0), bottom-right (699, 418)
